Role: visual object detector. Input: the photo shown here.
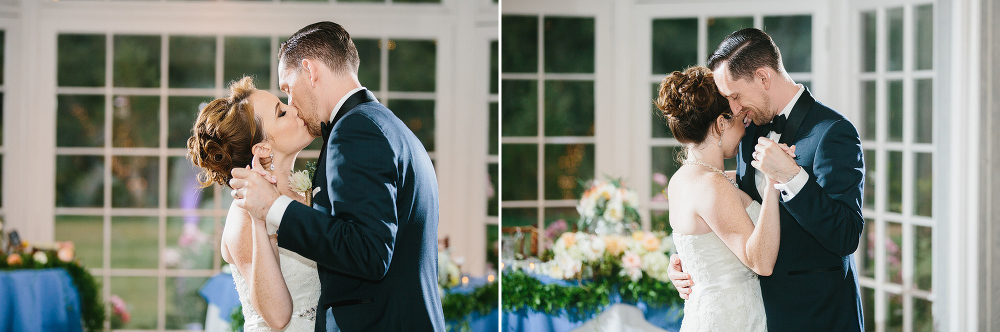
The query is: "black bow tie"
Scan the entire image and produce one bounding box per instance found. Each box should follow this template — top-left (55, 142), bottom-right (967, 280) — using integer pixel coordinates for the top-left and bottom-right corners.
top-left (759, 114), bottom-right (787, 136)
top-left (320, 121), bottom-right (332, 141)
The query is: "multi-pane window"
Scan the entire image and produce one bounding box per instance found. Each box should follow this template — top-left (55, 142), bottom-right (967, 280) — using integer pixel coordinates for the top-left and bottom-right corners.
top-left (53, 32), bottom-right (436, 330)
top-left (855, 3), bottom-right (934, 331)
top-left (54, 33), bottom-right (284, 330)
top-left (487, 40), bottom-right (499, 270)
top-left (501, 15), bottom-right (596, 233)
top-left (647, 14), bottom-right (813, 231)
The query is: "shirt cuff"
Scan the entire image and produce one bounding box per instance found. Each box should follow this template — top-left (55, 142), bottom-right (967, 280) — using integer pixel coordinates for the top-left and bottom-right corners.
top-left (773, 167), bottom-right (808, 201)
top-left (265, 195), bottom-right (294, 235)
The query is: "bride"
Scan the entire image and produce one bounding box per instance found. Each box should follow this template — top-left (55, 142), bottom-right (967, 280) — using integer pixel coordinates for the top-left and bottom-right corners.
top-left (656, 67), bottom-right (790, 331)
top-left (187, 76), bottom-right (318, 331)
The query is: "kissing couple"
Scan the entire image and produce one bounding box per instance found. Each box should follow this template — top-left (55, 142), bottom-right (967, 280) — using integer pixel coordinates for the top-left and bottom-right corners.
top-left (187, 22), bottom-right (446, 331)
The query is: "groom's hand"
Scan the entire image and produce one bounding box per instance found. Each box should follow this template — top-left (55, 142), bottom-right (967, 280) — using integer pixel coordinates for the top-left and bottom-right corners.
top-left (231, 166), bottom-right (280, 221)
top-left (752, 137), bottom-right (800, 184)
top-left (668, 254), bottom-right (693, 299)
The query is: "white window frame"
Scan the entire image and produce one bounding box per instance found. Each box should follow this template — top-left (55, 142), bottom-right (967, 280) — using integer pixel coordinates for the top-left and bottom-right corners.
top-left (500, 0), bottom-right (616, 233)
top-left (848, 1), bottom-right (942, 331)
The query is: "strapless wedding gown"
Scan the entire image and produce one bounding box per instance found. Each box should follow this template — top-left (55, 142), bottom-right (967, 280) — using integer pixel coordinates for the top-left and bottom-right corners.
top-left (672, 201), bottom-right (767, 332)
top-left (232, 247), bottom-right (321, 331)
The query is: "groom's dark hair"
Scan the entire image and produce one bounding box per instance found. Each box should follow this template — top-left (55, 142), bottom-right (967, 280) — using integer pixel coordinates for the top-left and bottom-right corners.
top-left (280, 21), bottom-right (360, 76)
top-left (707, 28), bottom-right (784, 80)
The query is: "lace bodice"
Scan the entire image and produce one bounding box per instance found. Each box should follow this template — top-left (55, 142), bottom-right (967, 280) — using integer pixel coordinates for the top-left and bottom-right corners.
top-left (672, 201), bottom-right (767, 332)
top-left (232, 247), bottom-right (320, 331)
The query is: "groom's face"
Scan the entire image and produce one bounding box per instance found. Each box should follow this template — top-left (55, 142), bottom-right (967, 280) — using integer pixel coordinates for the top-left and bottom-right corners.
top-left (713, 64), bottom-right (772, 126)
top-left (279, 60), bottom-right (323, 137)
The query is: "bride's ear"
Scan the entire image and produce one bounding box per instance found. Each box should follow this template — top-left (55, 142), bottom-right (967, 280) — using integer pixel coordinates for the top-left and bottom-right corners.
top-left (251, 143), bottom-right (272, 159)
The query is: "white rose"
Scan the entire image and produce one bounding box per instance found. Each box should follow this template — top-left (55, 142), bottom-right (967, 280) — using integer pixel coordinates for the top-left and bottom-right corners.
top-left (288, 170), bottom-right (313, 195)
top-left (33, 251), bottom-right (48, 265)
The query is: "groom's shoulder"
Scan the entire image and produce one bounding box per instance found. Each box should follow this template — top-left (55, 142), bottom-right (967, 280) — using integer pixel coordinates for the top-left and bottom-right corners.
top-left (808, 99), bottom-right (857, 130)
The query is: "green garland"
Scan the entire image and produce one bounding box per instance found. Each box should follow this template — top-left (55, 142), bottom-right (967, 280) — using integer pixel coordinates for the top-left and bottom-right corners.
top-left (442, 281), bottom-right (499, 330)
top-left (501, 268), bottom-right (682, 322)
top-left (228, 281), bottom-right (499, 332)
top-left (0, 251), bottom-right (106, 332)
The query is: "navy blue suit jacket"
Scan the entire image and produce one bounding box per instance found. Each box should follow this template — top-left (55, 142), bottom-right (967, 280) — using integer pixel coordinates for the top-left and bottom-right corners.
top-left (276, 90), bottom-right (445, 332)
top-left (736, 88), bottom-right (865, 331)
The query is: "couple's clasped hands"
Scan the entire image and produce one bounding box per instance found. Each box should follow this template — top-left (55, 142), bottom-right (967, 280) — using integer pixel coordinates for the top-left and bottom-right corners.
top-left (230, 155), bottom-right (281, 222)
top-left (669, 137), bottom-right (799, 299)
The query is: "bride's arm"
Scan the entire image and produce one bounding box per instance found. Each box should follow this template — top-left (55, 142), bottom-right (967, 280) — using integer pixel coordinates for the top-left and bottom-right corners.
top-left (698, 176), bottom-right (779, 276)
top-left (744, 177), bottom-right (780, 275)
top-left (224, 202), bottom-right (293, 329)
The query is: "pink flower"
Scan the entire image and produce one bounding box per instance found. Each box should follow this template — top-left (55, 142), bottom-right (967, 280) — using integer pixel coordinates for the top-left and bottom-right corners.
top-left (110, 295), bottom-right (131, 324)
top-left (653, 173), bottom-right (668, 186)
top-left (57, 242), bottom-right (75, 262)
top-left (6, 253), bottom-right (22, 266)
top-left (622, 251), bottom-right (642, 270)
top-left (178, 224), bottom-right (207, 248)
top-left (546, 220), bottom-right (568, 239)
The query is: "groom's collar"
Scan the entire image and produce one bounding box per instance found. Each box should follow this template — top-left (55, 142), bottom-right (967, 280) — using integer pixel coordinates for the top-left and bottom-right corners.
top-left (775, 84), bottom-right (805, 121)
top-left (328, 87), bottom-right (374, 123)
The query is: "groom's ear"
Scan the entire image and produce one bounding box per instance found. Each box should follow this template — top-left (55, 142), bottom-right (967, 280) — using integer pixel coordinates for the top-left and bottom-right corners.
top-left (302, 59), bottom-right (320, 87)
top-left (756, 68), bottom-right (771, 90)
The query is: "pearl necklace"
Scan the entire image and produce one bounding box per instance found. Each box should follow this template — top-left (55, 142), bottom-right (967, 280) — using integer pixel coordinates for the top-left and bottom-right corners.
top-left (683, 160), bottom-right (738, 188)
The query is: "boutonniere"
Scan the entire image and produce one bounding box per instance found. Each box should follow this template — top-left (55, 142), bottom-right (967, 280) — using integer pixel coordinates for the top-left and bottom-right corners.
top-left (288, 161), bottom-right (319, 206)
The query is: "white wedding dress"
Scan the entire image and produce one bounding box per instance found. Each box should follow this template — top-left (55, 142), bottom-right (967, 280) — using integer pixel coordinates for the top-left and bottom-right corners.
top-left (232, 247), bottom-right (321, 331)
top-left (672, 201), bottom-right (768, 332)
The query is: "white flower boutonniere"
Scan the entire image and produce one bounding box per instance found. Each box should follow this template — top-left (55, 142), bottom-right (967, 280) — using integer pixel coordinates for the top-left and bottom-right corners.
top-left (289, 161), bottom-right (320, 206)
top-left (289, 170), bottom-right (313, 206)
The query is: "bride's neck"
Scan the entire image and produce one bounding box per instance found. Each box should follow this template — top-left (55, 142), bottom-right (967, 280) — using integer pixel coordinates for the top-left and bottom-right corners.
top-left (267, 151), bottom-right (301, 199)
top-left (686, 140), bottom-right (725, 170)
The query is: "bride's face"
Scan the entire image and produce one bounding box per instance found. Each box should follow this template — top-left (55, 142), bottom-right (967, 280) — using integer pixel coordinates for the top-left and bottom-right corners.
top-left (250, 90), bottom-right (313, 155)
top-left (720, 109), bottom-right (750, 159)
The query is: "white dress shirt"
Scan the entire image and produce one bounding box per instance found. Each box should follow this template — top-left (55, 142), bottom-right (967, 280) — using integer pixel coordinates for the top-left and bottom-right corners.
top-left (264, 87), bottom-right (370, 235)
top-left (756, 85), bottom-right (809, 201)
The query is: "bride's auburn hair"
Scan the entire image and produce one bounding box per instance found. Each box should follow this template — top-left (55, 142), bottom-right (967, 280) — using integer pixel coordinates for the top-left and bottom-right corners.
top-left (186, 76), bottom-right (267, 188)
top-left (655, 66), bottom-right (732, 145)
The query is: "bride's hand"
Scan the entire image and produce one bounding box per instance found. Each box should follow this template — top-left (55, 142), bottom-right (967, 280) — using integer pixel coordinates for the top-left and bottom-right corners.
top-left (778, 144), bottom-right (796, 159)
top-left (250, 155), bottom-right (277, 184)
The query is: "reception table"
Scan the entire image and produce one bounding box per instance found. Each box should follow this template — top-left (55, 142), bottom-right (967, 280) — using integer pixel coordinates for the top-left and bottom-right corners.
top-left (201, 272), bottom-right (499, 332)
top-left (0, 268), bottom-right (83, 332)
top-left (502, 274), bottom-right (682, 332)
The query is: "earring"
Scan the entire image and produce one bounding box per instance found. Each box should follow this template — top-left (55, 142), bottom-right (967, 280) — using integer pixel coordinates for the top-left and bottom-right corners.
top-left (269, 153), bottom-right (274, 171)
top-left (719, 130), bottom-right (724, 147)
top-left (270, 164), bottom-right (275, 171)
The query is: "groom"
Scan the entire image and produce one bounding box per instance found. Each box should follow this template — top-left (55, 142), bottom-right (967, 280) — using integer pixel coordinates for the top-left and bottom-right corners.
top-left (669, 28), bottom-right (865, 331)
top-left (231, 22), bottom-right (445, 331)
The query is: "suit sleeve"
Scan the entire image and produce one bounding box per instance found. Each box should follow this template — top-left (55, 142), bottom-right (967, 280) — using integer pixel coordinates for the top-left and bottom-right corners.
top-left (276, 113), bottom-right (397, 281)
top-left (783, 119), bottom-right (865, 256)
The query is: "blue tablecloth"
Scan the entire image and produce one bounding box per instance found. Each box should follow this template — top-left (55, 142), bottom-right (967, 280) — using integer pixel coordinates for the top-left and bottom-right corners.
top-left (0, 268), bottom-right (83, 332)
top-left (201, 273), bottom-right (500, 331)
top-left (444, 277), bottom-right (499, 331)
top-left (502, 274), bottom-right (682, 332)
top-left (199, 272), bottom-right (240, 321)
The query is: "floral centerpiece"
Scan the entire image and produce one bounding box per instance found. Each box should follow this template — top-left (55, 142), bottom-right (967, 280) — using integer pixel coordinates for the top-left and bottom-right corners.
top-left (577, 178), bottom-right (641, 235)
top-left (502, 177), bottom-right (682, 323)
top-left (542, 230), bottom-right (673, 283)
top-left (502, 230), bottom-right (682, 322)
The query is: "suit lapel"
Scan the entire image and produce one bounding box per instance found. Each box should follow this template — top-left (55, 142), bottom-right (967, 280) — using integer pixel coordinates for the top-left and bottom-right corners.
top-left (778, 87), bottom-right (815, 145)
top-left (312, 89), bottom-right (378, 210)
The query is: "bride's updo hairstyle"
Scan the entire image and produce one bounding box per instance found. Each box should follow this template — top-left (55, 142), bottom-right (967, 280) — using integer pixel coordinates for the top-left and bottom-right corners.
top-left (655, 66), bottom-right (732, 144)
top-left (186, 77), bottom-right (266, 188)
